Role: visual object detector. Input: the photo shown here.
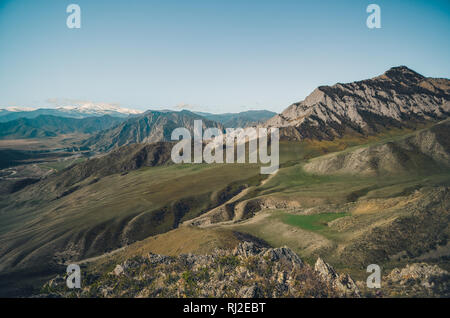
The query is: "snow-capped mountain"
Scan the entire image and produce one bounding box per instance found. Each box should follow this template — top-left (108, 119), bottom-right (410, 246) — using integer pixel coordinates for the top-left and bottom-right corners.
top-left (0, 103), bottom-right (143, 122)
top-left (3, 107), bottom-right (36, 112)
top-left (56, 103), bottom-right (143, 116)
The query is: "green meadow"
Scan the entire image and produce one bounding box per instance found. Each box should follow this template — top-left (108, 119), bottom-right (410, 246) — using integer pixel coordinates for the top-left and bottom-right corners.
top-left (280, 212), bottom-right (349, 232)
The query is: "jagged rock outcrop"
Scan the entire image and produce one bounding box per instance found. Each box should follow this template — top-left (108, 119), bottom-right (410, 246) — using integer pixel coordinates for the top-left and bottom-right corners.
top-left (238, 285), bottom-right (263, 298)
top-left (314, 258), bottom-right (361, 297)
top-left (356, 263), bottom-right (450, 297)
top-left (266, 66), bottom-right (450, 140)
top-left (39, 243), bottom-right (450, 298)
top-left (387, 263), bottom-right (449, 289)
top-left (232, 241), bottom-right (261, 258)
top-left (40, 242), bottom-right (357, 298)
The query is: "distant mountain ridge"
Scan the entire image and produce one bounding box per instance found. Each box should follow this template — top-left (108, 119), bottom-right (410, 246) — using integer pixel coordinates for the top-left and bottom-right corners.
top-left (0, 105), bottom-right (142, 122)
top-left (266, 66), bottom-right (450, 140)
top-left (0, 107), bottom-right (277, 148)
top-left (195, 110), bottom-right (276, 128)
top-left (0, 115), bottom-right (125, 139)
top-left (82, 110), bottom-right (223, 151)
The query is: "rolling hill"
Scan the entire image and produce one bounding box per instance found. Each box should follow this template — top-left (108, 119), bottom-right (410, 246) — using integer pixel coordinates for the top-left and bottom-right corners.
top-left (303, 119), bottom-right (450, 176)
top-left (0, 141), bottom-right (265, 296)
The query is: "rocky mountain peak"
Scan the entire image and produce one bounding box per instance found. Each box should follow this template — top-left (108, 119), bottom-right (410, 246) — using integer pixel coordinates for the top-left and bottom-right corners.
top-left (265, 66), bottom-right (449, 140)
top-left (380, 65), bottom-right (425, 83)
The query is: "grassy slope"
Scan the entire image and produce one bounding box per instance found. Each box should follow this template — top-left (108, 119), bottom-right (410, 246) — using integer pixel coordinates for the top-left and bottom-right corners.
top-left (229, 169), bottom-right (450, 281)
top-left (224, 122), bottom-right (450, 278)
top-left (0, 163), bottom-right (262, 272)
top-left (1, 122), bottom-right (448, 295)
top-left (281, 212), bottom-right (349, 233)
top-left (81, 226), bottom-right (269, 276)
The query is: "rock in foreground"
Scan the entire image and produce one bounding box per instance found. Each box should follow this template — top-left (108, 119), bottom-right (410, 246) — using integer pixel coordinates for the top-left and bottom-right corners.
top-left (41, 242), bottom-right (360, 298)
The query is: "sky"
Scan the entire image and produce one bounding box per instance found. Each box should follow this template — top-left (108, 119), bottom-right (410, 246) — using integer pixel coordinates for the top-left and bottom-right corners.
top-left (0, 0), bottom-right (449, 113)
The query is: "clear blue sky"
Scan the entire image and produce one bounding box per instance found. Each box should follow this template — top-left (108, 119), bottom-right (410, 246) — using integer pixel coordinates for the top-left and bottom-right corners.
top-left (0, 0), bottom-right (449, 113)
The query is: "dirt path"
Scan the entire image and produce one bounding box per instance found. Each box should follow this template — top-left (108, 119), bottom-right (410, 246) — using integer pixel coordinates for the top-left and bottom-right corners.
top-left (181, 170), bottom-right (278, 227)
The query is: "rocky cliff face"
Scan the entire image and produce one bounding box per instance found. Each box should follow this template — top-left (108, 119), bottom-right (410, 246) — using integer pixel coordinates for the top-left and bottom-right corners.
top-left (266, 66), bottom-right (450, 140)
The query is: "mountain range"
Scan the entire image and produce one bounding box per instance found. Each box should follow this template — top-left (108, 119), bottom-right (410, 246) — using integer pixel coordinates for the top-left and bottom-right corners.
top-left (195, 110), bottom-right (276, 128)
top-left (81, 66), bottom-right (449, 151)
top-left (0, 107), bottom-right (275, 145)
top-left (0, 105), bottom-right (142, 122)
top-left (80, 110), bottom-right (223, 151)
top-left (0, 66), bottom-right (449, 298)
